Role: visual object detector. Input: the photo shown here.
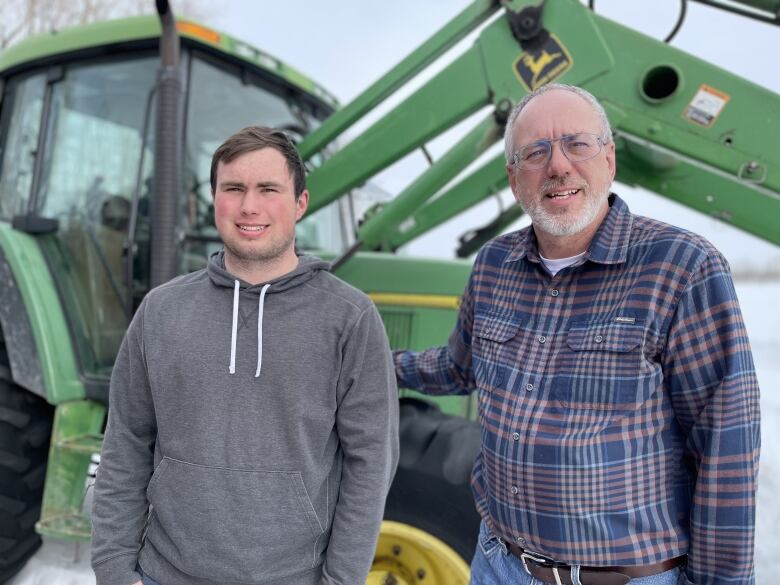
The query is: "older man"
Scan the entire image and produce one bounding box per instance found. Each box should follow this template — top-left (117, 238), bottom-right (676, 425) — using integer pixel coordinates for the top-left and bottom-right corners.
top-left (394, 84), bottom-right (760, 585)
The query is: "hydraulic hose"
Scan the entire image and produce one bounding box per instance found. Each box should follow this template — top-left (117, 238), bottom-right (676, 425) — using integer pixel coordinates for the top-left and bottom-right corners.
top-left (587, 0), bottom-right (689, 43)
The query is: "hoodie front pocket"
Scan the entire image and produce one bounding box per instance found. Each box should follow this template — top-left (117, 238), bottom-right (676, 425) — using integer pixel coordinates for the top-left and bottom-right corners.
top-left (145, 457), bottom-right (323, 582)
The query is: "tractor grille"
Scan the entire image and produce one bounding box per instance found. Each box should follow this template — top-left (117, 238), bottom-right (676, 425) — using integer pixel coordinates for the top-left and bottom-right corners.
top-left (378, 308), bottom-right (414, 349)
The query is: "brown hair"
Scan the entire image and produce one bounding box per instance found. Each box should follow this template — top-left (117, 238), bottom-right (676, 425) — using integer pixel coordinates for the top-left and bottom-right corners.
top-left (210, 126), bottom-right (306, 198)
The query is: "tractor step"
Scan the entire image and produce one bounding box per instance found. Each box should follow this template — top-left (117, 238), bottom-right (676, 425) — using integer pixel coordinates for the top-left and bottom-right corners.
top-left (36, 512), bottom-right (91, 540)
top-left (55, 432), bottom-right (104, 455)
top-left (38, 401), bottom-right (106, 545)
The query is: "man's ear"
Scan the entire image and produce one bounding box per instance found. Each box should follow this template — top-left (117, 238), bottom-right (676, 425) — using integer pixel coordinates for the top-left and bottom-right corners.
top-left (605, 141), bottom-right (616, 182)
top-left (295, 190), bottom-right (309, 221)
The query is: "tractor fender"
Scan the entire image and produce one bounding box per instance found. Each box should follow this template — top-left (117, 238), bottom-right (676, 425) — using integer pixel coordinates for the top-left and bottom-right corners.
top-left (0, 248), bottom-right (45, 399)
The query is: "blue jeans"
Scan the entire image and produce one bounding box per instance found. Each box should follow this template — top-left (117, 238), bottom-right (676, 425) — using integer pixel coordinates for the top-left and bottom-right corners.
top-left (470, 521), bottom-right (682, 585)
top-left (137, 565), bottom-right (161, 585)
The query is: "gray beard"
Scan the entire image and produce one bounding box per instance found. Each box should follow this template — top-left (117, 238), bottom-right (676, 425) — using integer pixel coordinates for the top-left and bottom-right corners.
top-left (522, 182), bottom-right (609, 237)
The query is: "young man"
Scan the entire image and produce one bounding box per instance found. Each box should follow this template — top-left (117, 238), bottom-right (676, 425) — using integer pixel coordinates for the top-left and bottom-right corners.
top-left (394, 84), bottom-right (760, 585)
top-left (91, 126), bottom-right (399, 585)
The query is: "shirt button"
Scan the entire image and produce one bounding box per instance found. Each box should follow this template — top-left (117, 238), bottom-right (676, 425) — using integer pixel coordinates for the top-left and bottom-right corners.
top-left (551, 289), bottom-right (559, 297)
top-left (510, 486), bottom-right (519, 494)
top-left (538, 336), bottom-right (546, 344)
top-left (516, 536), bottom-right (526, 545)
top-left (512, 432), bottom-right (520, 441)
top-left (525, 383), bottom-right (534, 392)
top-left (594, 334), bottom-right (604, 343)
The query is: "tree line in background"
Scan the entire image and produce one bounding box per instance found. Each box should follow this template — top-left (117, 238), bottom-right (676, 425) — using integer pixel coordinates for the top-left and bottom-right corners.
top-left (1, 0), bottom-right (210, 49)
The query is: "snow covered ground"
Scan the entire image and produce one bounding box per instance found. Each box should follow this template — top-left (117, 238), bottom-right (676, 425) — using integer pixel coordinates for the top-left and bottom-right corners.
top-left (10, 278), bottom-right (779, 585)
top-left (742, 279), bottom-right (780, 585)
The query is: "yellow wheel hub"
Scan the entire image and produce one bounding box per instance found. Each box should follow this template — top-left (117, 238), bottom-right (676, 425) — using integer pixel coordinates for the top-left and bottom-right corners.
top-left (367, 520), bottom-right (470, 585)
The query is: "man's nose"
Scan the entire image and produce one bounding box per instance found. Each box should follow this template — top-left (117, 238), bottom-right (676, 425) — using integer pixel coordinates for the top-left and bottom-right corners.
top-left (546, 141), bottom-right (573, 177)
top-left (240, 192), bottom-right (263, 214)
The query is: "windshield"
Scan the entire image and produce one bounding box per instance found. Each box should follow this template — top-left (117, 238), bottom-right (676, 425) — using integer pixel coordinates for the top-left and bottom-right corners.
top-left (182, 52), bottom-right (344, 272)
top-left (24, 54), bottom-right (158, 377)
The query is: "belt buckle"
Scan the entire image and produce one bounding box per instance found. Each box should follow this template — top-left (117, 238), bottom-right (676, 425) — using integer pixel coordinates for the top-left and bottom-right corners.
top-left (520, 551), bottom-right (565, 585)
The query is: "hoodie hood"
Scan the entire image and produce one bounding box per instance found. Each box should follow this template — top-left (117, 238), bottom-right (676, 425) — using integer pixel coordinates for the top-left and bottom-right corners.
top-left (206, 251), bottom-right (331, 377)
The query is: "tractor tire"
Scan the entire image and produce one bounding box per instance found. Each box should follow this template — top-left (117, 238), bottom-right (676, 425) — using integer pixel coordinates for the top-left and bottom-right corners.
top-left (0, 343), bottom-right (54, 584)
top-left (383, 397), bottom-right (482, 563)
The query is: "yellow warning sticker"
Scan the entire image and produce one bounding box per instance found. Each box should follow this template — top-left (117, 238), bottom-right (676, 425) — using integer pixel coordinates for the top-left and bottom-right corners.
top-left (513, 34), bottom-right (573, 92)
top-left (683, 84), bottom-right (730, 127)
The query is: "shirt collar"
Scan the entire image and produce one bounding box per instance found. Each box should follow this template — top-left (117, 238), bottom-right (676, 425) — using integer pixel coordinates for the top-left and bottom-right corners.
top-left (504, 193), bottom-right (633, 265)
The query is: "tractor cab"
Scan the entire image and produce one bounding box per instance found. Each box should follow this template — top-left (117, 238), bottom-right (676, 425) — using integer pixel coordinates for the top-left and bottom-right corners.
top-left (0, 17), bottom-right (344, 382)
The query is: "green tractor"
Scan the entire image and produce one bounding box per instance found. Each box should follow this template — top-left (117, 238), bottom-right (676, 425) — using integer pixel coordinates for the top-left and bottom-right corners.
top-left (0, 0), bottom-right (778, 583)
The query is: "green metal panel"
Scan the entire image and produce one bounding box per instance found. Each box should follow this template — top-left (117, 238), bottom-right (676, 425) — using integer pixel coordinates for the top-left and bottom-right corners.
top-left (331, 251), bottom-right (472, 295)
top-left (0, 224), bottom-right (84, 403)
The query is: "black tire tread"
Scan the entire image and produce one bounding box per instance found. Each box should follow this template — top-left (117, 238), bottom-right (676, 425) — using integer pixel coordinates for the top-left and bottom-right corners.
top-left (384, 397), bottom-right (482, 562)
top-left (0, 361), bottom-right (53, 584)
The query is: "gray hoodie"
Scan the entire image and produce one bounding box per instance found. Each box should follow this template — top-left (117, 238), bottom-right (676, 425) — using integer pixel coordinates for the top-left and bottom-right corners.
top-left (91, 252), bottom-right (399, 585)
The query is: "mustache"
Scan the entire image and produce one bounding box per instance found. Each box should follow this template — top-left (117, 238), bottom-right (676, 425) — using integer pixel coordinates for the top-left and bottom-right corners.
top-left (539, 177), bottom-right (588, 193)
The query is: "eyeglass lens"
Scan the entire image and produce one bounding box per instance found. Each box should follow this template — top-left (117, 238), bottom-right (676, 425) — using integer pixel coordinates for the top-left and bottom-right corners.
top-left (516, 133), bottom-right (602, 169)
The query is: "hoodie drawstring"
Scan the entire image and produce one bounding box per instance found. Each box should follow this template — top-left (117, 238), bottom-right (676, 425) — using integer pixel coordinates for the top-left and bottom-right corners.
top-left (255, 284), bottom-right (270, 378)
top-left (228, 280), bottom-right (271, 377)
top-left (229, 280), bottom-right (240, 374)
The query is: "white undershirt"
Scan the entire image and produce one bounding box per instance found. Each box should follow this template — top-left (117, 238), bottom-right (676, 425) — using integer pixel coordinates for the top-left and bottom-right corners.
top-left (539, 251), bottom-right (587, 276)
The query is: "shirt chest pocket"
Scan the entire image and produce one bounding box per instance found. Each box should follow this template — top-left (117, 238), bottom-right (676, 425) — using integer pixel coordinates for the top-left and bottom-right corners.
top-left (552, 321), bottom-right (648, 411)
top-left (472, 312), bottom-right (522, 390)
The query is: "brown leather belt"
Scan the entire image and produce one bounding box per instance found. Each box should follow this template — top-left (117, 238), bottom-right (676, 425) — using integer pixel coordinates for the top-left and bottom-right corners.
top-left (506, 543), bottom-right (685, 585)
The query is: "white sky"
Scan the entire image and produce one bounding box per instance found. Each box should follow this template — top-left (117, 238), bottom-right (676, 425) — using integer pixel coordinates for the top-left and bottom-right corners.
top-left (209, 0), bottom-right (780, 269)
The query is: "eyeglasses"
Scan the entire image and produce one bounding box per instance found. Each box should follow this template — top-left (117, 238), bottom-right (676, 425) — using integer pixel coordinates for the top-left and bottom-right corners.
top-left (511, 133), bottom-right (608, 170)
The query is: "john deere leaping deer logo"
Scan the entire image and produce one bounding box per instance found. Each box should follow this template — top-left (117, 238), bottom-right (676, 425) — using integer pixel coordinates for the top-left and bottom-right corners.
top-left (514, 34), bottom-right (573, 91)
top-left (522, 50), bottom-right (562, 84)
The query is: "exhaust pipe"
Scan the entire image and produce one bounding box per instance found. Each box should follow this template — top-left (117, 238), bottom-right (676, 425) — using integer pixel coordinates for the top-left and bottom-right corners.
top-left (150, 0), bottom-right (184, 287)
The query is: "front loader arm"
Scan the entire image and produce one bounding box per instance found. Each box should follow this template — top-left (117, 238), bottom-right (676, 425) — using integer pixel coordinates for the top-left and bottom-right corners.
top-left (304, 45), bottom-right (493, 216)
top-left (303, 0), bottom-right (780, 255)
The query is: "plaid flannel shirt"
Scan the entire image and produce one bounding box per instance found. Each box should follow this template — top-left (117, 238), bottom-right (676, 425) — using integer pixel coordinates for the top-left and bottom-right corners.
top-left (395, 195), bottom-right (760, 585)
